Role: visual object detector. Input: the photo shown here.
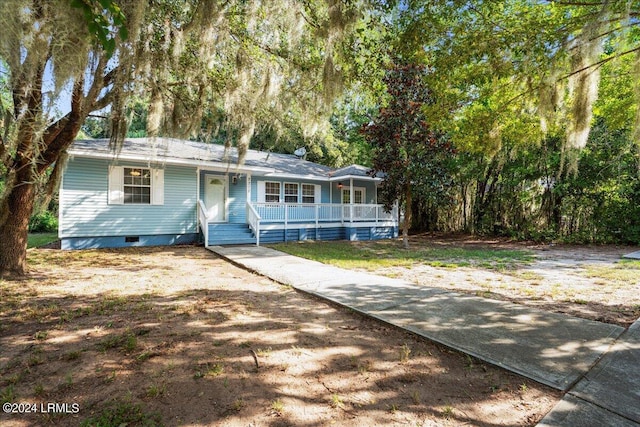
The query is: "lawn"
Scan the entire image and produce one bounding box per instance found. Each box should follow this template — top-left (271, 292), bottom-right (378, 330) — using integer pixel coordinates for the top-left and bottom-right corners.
top-left (272, 235), bottom-right (640, 327)
top-left (27, 233), bottom-right (58, 249)
top-left (0, 246), bottom-right (557, 426)
top-left (272, 239), bottom-right (535, 270)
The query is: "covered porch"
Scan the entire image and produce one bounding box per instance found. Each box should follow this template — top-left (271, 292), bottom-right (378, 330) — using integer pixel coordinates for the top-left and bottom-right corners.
top-left (245, 201), bottom-right (398, 246)
top-left (196, 166), bottom-right (399, 246)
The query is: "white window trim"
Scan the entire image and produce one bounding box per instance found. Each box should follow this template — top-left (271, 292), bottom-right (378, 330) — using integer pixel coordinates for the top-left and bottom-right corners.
top-left (263, 181), bottom-right (281, 203)
top-left (342, 186), bottom-right (365, 204)
top-left (108, 165), bottom-right (164, 205)
top-left (301, 183), bottom-right (318, 204)
top-left (284, 182), bottom-right (299, 203)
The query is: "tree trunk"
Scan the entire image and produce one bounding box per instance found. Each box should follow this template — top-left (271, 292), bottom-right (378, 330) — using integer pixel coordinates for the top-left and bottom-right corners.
top-left (402, 184), bottom-right (412, 249)
top-left (0, 182), bottom-right (36, 276)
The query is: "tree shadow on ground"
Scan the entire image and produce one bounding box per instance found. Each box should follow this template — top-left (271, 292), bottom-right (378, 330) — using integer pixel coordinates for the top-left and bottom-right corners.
top-left (0, 246), bottom-right (559, 426)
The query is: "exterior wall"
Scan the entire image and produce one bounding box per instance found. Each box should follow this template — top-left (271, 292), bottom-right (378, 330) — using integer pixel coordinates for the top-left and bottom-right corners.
top-left (228, 175), bottom-right (248, 223)
top-left (61, 234), bottom-right (197, 250)
top-left (251, 177), bottom-right (330, 203)
top-left (199, 170), bottom-right (247, 224)
top-left (330, 180), bottom-right (378, 204)
top-left (60, 157), bottom-right (198, 249)
top-left (257, 224), bottom-right (397, 244)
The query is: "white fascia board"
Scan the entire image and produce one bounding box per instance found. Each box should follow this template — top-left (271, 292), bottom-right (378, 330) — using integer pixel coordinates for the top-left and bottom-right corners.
top-left (328, 174), bottom-right (382, 182)
top-left (67, 149), bottom-right (275, 174)
top-left (260, 172), bottom-right (331, 182)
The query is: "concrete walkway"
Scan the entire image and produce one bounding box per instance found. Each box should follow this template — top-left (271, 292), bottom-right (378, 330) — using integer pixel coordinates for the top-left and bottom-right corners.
top-left (209, 245), bottom-right (639, 426)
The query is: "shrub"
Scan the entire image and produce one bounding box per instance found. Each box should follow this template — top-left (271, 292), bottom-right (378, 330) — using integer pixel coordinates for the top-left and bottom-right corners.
top-left (29, 210), bottom-right (58, 232)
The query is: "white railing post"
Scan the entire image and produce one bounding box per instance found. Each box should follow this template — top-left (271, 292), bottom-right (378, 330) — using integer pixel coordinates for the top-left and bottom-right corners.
top-left (198, 200), bottom-right (209, 247)
top-left (249, 202), bottom-right (398, 229)
top-left (284, 204), bottom-right (288, 241)
top-left (246, 202), bottom-right (262, 246)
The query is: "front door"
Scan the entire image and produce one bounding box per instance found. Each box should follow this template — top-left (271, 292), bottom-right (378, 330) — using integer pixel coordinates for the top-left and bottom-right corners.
top-left (204, 175), bottom-right (226, 222)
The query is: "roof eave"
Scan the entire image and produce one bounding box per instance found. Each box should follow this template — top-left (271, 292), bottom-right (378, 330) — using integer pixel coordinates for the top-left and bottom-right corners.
top-left (328, 174), bottom-right (382, 182)
top-left (67, 149), bottom-right (276, 174)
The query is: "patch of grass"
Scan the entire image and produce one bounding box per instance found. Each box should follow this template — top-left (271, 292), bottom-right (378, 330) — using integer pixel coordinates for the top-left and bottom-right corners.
top-left (232, 398), bottom-right (244, 412)
top-left (97, 331), bottom-right (137, 353)
top-left (146, 383), bottom-right (166, 398)
top-left (1, 385), bottom-right (16, 403)
top-left (95, 296), bottom-right (129, 315)
top-left (329, 394), bottom-right (344, 409)
top-left (271, 240), bottom-right (534, 271)
top-left (271, 398), bottom-right (285, 415)
top-left (399, 343), bottom-right (411, 363)
top-left (442, 405), bottom-right (455, 419)
top-left (582, 262), bottom-right (640, 284)
top-left (464, 354), bottom-right (475, 371)
top-left (61, 350), bottom-right (81, 362)
top-left (80, 400), bottom-right (162, 427)
top-left (193, 362), bottom-right (224, 379)
top-left (34, 383), bottom-right (45, 396)
top-left (256, 347), bottom-right (272, 357)
top-left (207, 363), bottom-right (224, 377)
top-left (27, 233), bottom-right (58, 249)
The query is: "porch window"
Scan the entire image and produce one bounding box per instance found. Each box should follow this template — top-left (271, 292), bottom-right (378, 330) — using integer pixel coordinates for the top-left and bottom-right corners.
top-left (342, 188), bottom-right (365, 204)
top-left (302, 184), bottom-right (315, 203)
top-left (124, 168), bottom-right (151, 204)
top-left (265, 182), bottom-right (281, 203)
top-left (285, 183), bottom-right (299, 203)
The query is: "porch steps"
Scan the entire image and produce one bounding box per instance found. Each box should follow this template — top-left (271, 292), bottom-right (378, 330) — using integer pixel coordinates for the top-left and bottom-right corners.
top-left (207, 223), bottom-right (257, 246)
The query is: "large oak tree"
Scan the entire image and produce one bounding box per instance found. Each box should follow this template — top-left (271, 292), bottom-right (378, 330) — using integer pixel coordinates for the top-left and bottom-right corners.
top-left (0, 0), bottom-right (368, 275)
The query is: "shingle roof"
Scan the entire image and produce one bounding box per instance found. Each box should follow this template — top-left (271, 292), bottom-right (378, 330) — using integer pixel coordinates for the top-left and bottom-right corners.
top-left (331, 164), bottom-right (372, 178)
top-left (70, 137), bottom-right (342, 178)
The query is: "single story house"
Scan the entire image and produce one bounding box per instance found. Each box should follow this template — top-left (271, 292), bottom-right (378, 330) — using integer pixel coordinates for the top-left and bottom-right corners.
top-left (59, 137), bottom-right (398, 249)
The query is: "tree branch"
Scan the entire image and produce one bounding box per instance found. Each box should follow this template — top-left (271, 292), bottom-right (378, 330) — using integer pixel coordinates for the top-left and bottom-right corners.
top-left (39, 78), bottom-right (86, 173)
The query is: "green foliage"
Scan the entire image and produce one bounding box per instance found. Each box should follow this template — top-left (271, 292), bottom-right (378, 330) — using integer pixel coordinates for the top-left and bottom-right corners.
top-left (79, 400), bottom-right (162, 427)
top-left (427, 119), bottom-right (640, 245)
top-left (362, 63), bottom-right (458, 219)
top-left (71, 0), bottom-right (128, 58)
top-left (28, 211), bottom-right (58, 233)
top-left (394, 1), bottom-right (640, 157)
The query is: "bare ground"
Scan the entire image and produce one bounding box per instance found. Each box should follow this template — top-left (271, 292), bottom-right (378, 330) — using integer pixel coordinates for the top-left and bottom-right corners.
top-left (365, 234), bottom-right (640, 328)
top-left (0, 245), bottom-right (559, 427)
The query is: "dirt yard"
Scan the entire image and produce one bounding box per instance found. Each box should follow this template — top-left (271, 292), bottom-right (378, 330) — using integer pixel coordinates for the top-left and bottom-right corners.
top-left (365, 234), bottom-right (640, 328)
top-left (0, 245), bottom-right (559, 426)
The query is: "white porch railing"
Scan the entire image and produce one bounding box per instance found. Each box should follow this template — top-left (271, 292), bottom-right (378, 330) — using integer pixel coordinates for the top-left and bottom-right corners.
top-left (197, 200), bottom-right (209, 246)
top-left (246, 202), bottom-right (262, 246)
top-left (251, 203), bottom-right (397, 225)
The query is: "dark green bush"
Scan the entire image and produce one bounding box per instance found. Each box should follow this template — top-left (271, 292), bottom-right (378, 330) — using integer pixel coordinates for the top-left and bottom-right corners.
top-left (29, 210), bottom-right (58, 232)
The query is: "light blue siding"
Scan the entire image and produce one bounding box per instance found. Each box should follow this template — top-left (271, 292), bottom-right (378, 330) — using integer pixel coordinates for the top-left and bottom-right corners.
top-left (61, 234), bottom-right (198, 250)
top-left (256, 225), bottom-right (395, 244)
top-left (228, 175), bottom-right (247, 223)
top-left (199, 171), bottom-right (248, 224)
top-left (60, 157), bottom-right (197, 241)
top-left (330, 180), bottom-right (377, 204)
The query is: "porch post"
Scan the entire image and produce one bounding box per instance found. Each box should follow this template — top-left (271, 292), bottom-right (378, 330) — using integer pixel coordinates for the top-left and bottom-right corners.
top-left (246, 174), bottom-right (251, 202)
top-left (350, 178), bottom-right (354, 223)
